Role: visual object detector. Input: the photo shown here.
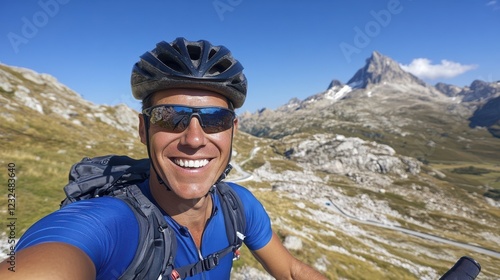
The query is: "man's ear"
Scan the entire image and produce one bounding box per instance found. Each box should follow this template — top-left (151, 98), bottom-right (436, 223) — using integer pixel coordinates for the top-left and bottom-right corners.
top-left (233, 118), bottom-right (238, 136)
top-left (138, 114), bottom-right (147, 145)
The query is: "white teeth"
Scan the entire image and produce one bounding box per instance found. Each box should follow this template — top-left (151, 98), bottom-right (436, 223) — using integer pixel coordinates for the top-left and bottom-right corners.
top-left (175, 159), bottom-right (209, 168)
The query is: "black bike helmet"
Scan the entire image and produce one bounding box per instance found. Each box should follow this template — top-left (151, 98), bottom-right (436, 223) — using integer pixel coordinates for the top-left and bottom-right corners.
top-left (131, 37), bottom-right (247, 108)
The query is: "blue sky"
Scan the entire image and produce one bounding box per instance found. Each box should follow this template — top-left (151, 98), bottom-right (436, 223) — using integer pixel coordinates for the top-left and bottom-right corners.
top-left (1, 0), bottom-right (499, 113)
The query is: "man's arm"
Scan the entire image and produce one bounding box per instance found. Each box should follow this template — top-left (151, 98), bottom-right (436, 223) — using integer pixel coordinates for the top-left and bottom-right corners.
top-left (252, 232), bottom-right (328, 280)
top-left (0, 242), bottom-right (96, 280)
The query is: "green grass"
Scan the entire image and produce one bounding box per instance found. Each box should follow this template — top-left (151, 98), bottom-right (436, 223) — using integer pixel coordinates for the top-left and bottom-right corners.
top-left (0, 91), bottom-right (146, 233)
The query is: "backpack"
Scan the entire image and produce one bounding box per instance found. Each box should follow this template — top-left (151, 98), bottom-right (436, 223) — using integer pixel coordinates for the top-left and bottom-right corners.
top-left (60, 155), bottom-right (246, 280)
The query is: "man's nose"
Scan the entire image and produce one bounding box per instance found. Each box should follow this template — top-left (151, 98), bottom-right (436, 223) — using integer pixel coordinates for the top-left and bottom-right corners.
top-left (179, 117), bottom-right (207, 147)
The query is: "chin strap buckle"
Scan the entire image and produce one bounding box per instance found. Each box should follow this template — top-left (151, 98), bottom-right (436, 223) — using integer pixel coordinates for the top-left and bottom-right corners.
top-left (216, 164), bottom-right (233, 182)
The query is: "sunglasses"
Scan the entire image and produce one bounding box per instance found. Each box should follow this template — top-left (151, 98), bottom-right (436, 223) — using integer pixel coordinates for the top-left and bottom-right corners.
top-left (142, 105), bottom-right (236, 134)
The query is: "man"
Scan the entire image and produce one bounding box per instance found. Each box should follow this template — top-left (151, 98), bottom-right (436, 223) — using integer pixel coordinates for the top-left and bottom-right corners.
top-left (0, 38), bottom-right (327, 279)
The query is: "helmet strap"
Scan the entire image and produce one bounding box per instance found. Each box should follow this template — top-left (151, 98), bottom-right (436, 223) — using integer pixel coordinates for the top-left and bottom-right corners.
top-left (143, 115), bottom-right (171, 191)
top-left (216, 124), bottom-right (235, 183)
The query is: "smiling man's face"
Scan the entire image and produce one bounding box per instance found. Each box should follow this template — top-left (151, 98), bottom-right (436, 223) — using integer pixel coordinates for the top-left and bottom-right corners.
top-left (139, 88), bottom-right (237, 200)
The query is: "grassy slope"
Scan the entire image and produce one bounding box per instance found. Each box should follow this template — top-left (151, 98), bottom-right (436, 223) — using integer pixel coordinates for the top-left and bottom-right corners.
top-left (0, 97), bottom-right (147, 233)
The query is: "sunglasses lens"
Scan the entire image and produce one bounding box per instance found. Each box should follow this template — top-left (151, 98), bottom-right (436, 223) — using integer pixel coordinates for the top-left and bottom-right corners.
top-left (198, 108), bottom-right (235, 133)
top-left (145, 106), bottom-right (234, 133)
top-left (147, 106), bottom-right (187, 132)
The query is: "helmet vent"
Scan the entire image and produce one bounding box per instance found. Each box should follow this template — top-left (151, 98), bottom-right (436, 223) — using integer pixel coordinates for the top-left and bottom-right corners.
top-left (157, 53), bottom-right (184, 72)
top-left (209, 59), bottom-right (231, 75)
top-left (208, 48), bottom-right (218, 59)
top-left (187, 45), bottom-right (201, 61)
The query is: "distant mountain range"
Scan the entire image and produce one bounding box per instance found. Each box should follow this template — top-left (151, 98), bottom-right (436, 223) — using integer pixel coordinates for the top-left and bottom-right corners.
top-left (240, 51), bottom-right (500, 140)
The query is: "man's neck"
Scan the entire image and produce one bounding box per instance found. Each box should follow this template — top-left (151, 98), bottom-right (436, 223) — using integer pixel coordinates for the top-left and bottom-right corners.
top-left (149, 179), bottom-right (213, 247)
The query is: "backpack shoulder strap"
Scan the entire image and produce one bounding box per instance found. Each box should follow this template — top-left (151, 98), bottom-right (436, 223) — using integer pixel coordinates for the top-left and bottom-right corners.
top-left (216, 181), bottom-right (247, 250)
top-left (61, 155), bottom-right (174, 280)
top-left (118, 184), bottom-right (176, 280)
top-left (173, 181), bottom-right (246, 278)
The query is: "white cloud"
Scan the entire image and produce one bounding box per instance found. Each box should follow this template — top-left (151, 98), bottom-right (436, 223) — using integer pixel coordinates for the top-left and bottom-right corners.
top-left (486, 0), bottom-right (500, 10)
top-left (400, 58), bottom-right (478, 80)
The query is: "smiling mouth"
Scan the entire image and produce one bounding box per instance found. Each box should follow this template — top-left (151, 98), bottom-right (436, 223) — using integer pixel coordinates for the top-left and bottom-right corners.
top-left (174, 158), bottom-right (210, 168)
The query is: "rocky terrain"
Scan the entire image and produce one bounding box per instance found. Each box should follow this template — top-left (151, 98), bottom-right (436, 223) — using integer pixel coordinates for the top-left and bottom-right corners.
top-left (0, 65), bottom-right (139, 136)
top-left (1, 54), bottom-right (500, 279)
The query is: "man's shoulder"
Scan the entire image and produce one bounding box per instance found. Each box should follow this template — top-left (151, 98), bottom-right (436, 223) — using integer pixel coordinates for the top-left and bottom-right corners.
top-left (222, 182), bottom-right (272, 250)
top-left (19, 196), bottom-right (141, 279)
top-left (61, 196), bottom-right (138, 224)
top-left (17, 196), bottom-right (140, 259)
top-left (63, 196), bottom-right (132, 209)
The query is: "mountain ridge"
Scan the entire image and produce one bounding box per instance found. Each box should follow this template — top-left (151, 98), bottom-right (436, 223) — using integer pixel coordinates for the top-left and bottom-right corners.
top-left (0, 63), bottom-right (139, 135)
top-left (242, 51), bottom-right (499, 140)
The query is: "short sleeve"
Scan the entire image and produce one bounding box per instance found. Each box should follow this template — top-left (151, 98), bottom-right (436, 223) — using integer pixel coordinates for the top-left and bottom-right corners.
top-left (16, 197), bottom-right (140, 280)
top-left (227, 183), bottom-right (273, 251)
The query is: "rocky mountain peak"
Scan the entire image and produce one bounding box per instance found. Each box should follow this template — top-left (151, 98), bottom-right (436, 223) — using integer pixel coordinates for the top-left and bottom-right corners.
top-left (466, 80), bottom-right (500, 137)
top-left (327, 79), bottom-right (343, 89)
top-left (346, 51), bottom-right (426, 89)
top-left (461, 79), bottom-right (500, 102)
top-left (470, 80), bottom-right (492, 91)
top-left (435, 82), bottom-right (463, 97)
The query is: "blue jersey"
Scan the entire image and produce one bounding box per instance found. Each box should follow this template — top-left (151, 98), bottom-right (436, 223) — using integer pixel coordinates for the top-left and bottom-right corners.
top-left (16, 181), bottom-right (273, 279)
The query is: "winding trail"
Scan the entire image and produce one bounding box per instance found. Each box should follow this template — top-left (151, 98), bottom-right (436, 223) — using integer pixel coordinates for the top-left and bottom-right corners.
top-left (231, 147), bottom-right (260, 183)
top-left (231, 147), bottom-right (500, 259)
top-left (325, 196), bottom-right (500, 259)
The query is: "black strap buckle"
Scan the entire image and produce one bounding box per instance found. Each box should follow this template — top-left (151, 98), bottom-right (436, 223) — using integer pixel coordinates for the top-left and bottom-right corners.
top-left (202, 253), bottom-right (220, 271)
